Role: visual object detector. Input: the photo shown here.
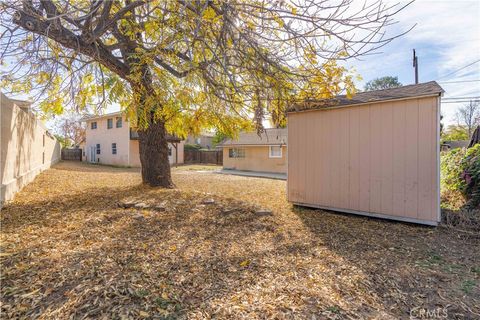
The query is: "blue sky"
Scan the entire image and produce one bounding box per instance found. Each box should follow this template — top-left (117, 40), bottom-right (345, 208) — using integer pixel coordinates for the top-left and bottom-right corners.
top-left (347, 0), bottom-right (480, 126)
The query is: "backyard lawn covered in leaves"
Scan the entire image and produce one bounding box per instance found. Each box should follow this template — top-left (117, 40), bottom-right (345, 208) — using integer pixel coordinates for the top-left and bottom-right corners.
top-left (1, 161), bottom-right (479, 319)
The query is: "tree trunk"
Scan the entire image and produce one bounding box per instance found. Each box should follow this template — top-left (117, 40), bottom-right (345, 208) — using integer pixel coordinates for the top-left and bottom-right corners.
top-left (138, 120), bottom-right (175, 188)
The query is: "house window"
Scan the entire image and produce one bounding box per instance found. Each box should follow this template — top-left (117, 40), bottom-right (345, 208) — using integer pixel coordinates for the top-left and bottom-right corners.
top-left (116, 117), bottom-right (122, 128)
top-left (91, 122), bottom-right (97, 129)
top-left (168, 146), bottom-right (172, 156)
top-left (96, 143), bottom-right (101, 154)
top-left (269, 146), bottom-right (282, 158)
top-left (229, 148), bottom-right (245, 158)
top-left (107, 118), bottom-right (113, 129)
top-left (112, 143), bottom-right (117, 155)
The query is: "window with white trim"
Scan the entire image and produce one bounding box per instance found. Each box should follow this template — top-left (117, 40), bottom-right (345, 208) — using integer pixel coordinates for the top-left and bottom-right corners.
top-left (228, 148), bottom-right (245, 158)
top-left (107, 118), bottom-right (113, 129)
top-left (91, 121), bottom-right (97, 129)
top-left (269, 146), bottom-right (282, 158)
top-left (116, 117), bottom-right (122, 128)
top-left (112, 143), bottom-right (117, 155)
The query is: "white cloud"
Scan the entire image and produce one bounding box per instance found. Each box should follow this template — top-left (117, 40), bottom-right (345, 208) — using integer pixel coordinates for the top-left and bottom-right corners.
top-left (345, 0), bottom-right (480, 126)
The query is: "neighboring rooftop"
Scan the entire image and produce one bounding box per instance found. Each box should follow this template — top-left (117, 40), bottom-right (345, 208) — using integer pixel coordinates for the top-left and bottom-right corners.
top-left (289, 81), bottom-right (444, 112)
top-left (220, 128), bottom-right (287, 146)
top-left (441, 140), bottom-right (469, 149)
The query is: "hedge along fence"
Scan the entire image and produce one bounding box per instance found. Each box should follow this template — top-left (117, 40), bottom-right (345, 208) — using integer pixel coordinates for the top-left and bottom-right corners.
top-left (441, 144), bottom-right (480, 210)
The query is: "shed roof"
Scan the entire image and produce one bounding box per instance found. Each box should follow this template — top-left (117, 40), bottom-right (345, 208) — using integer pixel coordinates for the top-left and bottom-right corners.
top-left (289, 81), bottom-right (444, 112)
top-left (220, 128), bottom-right (287, 146)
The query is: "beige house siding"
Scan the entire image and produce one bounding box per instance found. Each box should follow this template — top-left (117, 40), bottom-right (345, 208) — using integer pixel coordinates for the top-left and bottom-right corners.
top-left (1, 93), bottom-right (61, 204)
top-left (85, 114), bottom-right (184, 167)
top-left (85, 114), bottom-right (130, 166)
top-left (185, 134), bottom-right (214, 149)
top-left (288, 96), bottom-right (440, 225)
top-left (223, 146), bottom-right (287, 173)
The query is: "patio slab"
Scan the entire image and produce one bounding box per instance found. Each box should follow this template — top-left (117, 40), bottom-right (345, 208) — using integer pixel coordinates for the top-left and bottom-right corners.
top-left (217, 169), bottom-right (287, 180)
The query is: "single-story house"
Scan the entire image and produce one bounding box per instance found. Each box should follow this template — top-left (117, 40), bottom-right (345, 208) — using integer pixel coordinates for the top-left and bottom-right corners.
top-left (83, 112), bottom-right (184, 167)
top-left (220, 128), bottom-right (287, 174)
top-left (288, 81), bottom-right (443, 225)
top-left (1, 92), bottom-right (61, 205)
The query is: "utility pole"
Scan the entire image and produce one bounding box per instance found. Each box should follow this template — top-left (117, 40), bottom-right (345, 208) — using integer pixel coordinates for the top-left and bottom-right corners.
top-left (413, 49), bottom-right (419, 84)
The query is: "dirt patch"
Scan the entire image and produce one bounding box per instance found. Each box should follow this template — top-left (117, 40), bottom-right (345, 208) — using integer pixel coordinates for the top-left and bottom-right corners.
top-left (1, 161), bottom-right (479, 319)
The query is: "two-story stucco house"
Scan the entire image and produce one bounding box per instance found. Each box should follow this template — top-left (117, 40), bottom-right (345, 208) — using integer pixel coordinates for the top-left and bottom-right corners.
top-left (83, 112), bottom-right (184, 167)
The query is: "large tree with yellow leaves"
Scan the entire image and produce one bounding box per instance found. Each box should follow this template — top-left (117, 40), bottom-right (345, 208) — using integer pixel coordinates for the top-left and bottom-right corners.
top-left (0, 0), bottom-right (409, 187)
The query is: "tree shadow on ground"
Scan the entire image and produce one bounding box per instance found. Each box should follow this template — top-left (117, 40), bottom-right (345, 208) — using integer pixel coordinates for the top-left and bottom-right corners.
top-left (292, 205), bottom-right (480, 319)
top-left (2, 163), bottom-right (479, 319)
top-left (3, 183), bottom-right (326, 318)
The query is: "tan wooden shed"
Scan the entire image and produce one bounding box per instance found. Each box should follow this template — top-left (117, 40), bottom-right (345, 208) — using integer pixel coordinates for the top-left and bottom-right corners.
top-left (287, 81), bottom-right (443, 225)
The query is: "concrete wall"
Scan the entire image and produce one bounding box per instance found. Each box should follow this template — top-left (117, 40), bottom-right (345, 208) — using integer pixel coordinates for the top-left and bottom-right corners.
top-left (1, 92), bottom-right (61, 204)
top-left (222, 146), bottom-right (287, 173)
top-left (288, 96), bottom-right (440, 225)
top-left (84, 114), bottom-right (130, 166)
top-left (129, 140), bottom-right (185, 167)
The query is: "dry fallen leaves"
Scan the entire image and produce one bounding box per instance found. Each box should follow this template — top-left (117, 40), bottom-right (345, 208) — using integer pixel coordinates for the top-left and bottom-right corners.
top-left (0, 162), bottom-right (479, 319)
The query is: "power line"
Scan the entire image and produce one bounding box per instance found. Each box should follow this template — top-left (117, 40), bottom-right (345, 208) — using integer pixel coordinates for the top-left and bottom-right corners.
top-left (443, 96), bottom-right (480, 100)
top-left (438, 79), bottom-right (480, 84)
top-left (436, 59), bottom-right (480, 80)
top-left (442, 100), bottom-right (479, 104)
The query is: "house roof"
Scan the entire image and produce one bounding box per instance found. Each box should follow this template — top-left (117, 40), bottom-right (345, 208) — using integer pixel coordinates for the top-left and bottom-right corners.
top-left (220, 128), bottom-right (287, 146)
top-left (289, 81), bottom-right (444, 112)
top-left (128, 130), bottom-right (182, 143)
top-left (442, 140), bottom-right (469, 149)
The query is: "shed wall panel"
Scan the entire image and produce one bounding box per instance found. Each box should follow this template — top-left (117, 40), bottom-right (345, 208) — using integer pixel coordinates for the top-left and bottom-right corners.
top-left (288, 96), bottom-right (440, 225)
top-left (358, 108), bottom-right (371, 212)
top-left (404, 101), bottom-right (419, 218)
top-left (392, 101), bottom-right (407, 217)
top-left (348, 107), bottom-right (360, 210)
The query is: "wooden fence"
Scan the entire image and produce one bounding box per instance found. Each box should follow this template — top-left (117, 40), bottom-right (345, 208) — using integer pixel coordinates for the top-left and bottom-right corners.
top-left (184, 149), bottom-right (223, 165)
top-left (61, 148), bottom-right (82, 161)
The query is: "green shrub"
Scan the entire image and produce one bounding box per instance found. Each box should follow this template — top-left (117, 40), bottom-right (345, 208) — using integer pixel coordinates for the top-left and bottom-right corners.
top-left (441, 144), bottom-right (480, 209)
top-left (461, 144), bottom-right (480, 208)
top-left (184, 143), bottom-right (201, 151)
